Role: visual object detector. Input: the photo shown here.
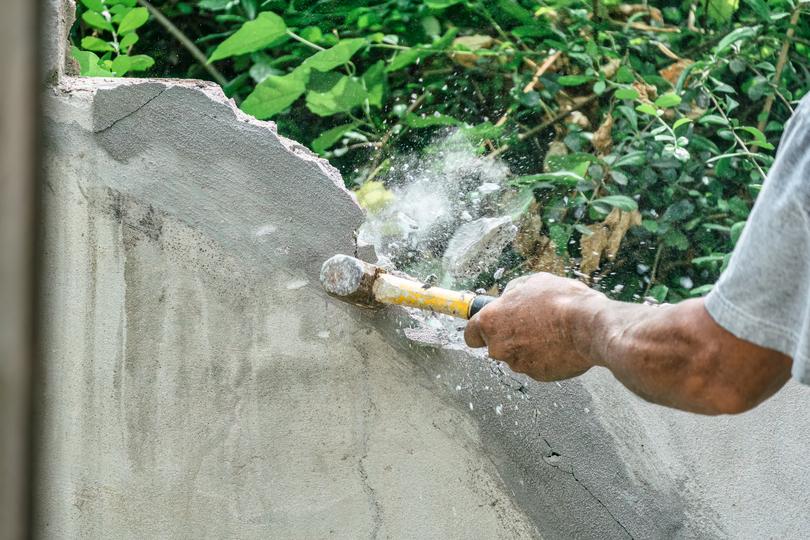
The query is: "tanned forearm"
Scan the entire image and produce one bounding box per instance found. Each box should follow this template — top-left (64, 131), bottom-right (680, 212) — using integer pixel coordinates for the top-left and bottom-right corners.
top-left (465, 273), bottom-right (792, 415)
top-left (572, 296), bottom-right (792, 414)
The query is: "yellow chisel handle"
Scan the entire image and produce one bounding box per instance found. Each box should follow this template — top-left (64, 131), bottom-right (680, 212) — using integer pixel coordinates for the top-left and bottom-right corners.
top-left (372, 273), bottom-right (496, 319)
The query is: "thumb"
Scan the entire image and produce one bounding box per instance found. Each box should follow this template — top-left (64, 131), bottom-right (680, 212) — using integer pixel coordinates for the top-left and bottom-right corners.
top-left (464, 315), bottom-right (487, 348)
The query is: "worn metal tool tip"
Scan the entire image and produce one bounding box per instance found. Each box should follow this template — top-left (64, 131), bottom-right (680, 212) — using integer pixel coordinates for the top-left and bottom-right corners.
top-left (319, 254), bottom-right (381, 307)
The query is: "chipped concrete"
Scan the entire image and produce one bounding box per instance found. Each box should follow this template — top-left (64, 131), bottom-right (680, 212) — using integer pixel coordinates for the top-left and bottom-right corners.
top-left (36, 73), bottom-right (540, 538)
top-left (34, 1), bottom-right (810, 538)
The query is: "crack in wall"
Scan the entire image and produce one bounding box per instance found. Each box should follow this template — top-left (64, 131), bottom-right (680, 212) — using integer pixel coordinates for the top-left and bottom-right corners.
top-left (355, 347), bottom-right (383, 539)
top-left (540, 437), bottom-right (634, 539)
top-left (93, 86), bottom-right (167, 133)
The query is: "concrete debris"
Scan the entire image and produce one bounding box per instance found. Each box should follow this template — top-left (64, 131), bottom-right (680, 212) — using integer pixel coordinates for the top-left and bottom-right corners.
top-left (443, 216), bottom-right (517, 282)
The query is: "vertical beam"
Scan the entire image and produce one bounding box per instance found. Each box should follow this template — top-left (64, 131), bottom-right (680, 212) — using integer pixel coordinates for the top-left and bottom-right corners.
top-left (0, 0), bottom-right (41, 537)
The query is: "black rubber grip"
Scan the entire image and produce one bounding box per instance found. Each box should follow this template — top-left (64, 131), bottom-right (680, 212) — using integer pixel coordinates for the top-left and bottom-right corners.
top-left (468, 295), bottom-right (497, 318)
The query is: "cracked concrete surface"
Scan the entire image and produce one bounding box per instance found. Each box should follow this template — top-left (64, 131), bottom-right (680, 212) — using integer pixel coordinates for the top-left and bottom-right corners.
top-left (35, 1), bottom-right (810, 538)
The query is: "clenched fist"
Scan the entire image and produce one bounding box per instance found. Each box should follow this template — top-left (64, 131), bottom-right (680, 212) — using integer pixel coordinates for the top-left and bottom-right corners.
top-left (464, 273), bottom-right (603, 381)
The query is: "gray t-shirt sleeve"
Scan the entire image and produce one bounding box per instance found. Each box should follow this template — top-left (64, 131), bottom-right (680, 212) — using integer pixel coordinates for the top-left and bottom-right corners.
top-left (705, 94), bottom-right (810, 384)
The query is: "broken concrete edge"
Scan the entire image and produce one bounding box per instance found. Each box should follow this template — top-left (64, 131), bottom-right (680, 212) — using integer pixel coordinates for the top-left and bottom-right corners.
top-left (44, 0), bottom-right (374, 265)
top-left (52, 75), bottom-right (376, 268)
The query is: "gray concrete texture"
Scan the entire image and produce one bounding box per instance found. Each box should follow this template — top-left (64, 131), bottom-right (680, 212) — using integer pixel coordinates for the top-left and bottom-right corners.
top-left (36, 2), bottom-right (810, 538)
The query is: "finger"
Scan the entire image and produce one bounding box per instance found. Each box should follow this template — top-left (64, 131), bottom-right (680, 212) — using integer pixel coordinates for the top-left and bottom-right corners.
top-left (503, 274), bottom-right (533, 294)
top-left (464, 316), bottom-right (487, 348)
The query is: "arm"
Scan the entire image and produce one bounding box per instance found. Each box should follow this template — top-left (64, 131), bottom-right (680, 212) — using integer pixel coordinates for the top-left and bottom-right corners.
top-left (464, 273), bottom-right (792, 415)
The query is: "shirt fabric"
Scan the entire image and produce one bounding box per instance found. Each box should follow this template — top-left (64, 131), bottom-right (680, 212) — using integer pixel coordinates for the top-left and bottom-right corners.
top-left (705, 94), bottom-right (810, 384)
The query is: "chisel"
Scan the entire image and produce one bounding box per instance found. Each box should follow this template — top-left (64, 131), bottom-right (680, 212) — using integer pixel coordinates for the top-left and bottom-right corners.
top-left (320, 254), bottom-right (496, 319)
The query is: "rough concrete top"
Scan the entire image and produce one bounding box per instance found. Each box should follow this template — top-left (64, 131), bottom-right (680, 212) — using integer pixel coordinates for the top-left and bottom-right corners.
top-left (49, 76), bottom-right (364, 280)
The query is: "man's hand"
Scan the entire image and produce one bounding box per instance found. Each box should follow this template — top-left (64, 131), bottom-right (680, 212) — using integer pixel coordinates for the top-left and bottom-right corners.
top-left (464, 273), bottom-right (601, 381)
top-left (463, 272), bottom-right (792, 414)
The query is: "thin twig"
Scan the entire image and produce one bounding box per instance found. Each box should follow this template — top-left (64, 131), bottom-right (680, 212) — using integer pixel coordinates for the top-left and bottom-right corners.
top-left (487, 93), bottom-right (600, 159)
top-left (643, 242), bottom-right (664, 297)
top-left (286, 29), bottom-right (325, 51)
top-left (137, 0), bottom-right (229, 88)
top-left (754, 3), bottom-right (802, 151)
top-left (523, 51), bottom-right (561, 94)
top-left (707, 93), bottom-right (767, 179)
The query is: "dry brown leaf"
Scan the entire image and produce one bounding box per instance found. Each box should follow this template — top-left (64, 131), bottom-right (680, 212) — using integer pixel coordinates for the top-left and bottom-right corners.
top-left (601, 58), bottom-right (621, 79)
top-left (592, 114), bottom-right (614, 155)
top-left (633, 81), bottom-right (658, 103)
top-left (603, 207), bottom-right (642, 260)
top-left (514, 203), bottom-right (543, 257)
top-left (567, 110), bottom-right (590, 129)
top-left (579, 208), bottom-right (642, 276)
top-left (655, 42), bottom-right (681, 61)
top-left (526, 244), bottom-right (568, 276)
top-left (686, 103), bottom-right (707, 120)
top-left (659, 58), bottom-right (693, 86)
top-left (452, 35), bottom-right (494, 68)
top-left (579, 224), bottom-right (609, 276)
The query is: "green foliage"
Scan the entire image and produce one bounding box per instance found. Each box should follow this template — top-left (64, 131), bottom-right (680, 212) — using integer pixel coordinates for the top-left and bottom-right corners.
top-left (71, 0), bottom-right (809, 303)
top-left (71, 1), bottom-right (154, 76)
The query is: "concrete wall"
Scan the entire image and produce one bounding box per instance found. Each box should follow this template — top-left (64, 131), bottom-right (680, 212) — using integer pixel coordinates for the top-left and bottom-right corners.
top-left (36, 2), bottom-right (810, 538)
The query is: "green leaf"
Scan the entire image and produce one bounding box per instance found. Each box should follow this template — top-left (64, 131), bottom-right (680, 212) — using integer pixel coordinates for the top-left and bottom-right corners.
top-left (662, 200), bottom-right (695, 223)
top-left (241, 71), bottom-right (307, 119)
top-left (71, 47), bottom-right (114, 77)
top-left (301, 38), bottom-right (366, 72)
top-left (635, 103), bottom-right (658, 116)
top-left (648, 284), bottom-right (669, 303)
top-left (698, 114), bottom-right (728, 126)
top-left (404, 113), bottom-right (462, 128)
top-left (592, 195), bottom-right (638, 212)
top-left (127, 54), bottom-right (154, 71)
top-left (199, 0), bottom-right (237, 9)
top-left (458, 121), bottom-right (503, 143)
top-left (614, 87), bottom-right (639, 100)
top-left (557, 75), bottom-right (593, 86)
top-left (548, 223), bottom-right (572, 256)
top-left (81, 36), bottom-right (115, 53)
top-left (311, 122), bottom-right (358, 154)
top-left (496, 0), bottom-right (535, 24)
top-left (663, 229), bottom-right (689, 250)
top-left (673, 118), bottom-right (692, 130)
top-left (82, 11), bottom-right (113, 32)
top-left (425, 0), bottom-right (464, 8)
top-left (738, 126), bottom-right (768, 146)
top-left (111, 54), bottom-right (132, 76)
top-left (119, 32), bottom-right (139, 50)
top-left (654, 93), bottom-right (681, 108)
top-left (209, 11), bottom-right (287, 62)
top-left (614, 150), bottom-right (646, 168)
top-left (730, 221), bottom-right (746, 245)
top-left (80, 0), bottom-right (105, 11)
top-left (715, 26), bottom-right (758, 54)
top-left (386, 47), bottom-right (425, 72)
top-left (707, 0), bottom-right (739, 22)
top-left (510, 171), bottom-right (585, 187)
top-left (362, 61), bottom-right (385, 107)
top-left (616, 65), bottom-right (634, 84)
top-left (743, 0), bottom-right (770, 21)
top-left (689, 284), bottom-right (714, 297)
top-left (692, 254), bottom-right (726, 266)
top-left (305, 76), bottom-right (367, 116)
top-left (117, 7), bottom-right (149, 35)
